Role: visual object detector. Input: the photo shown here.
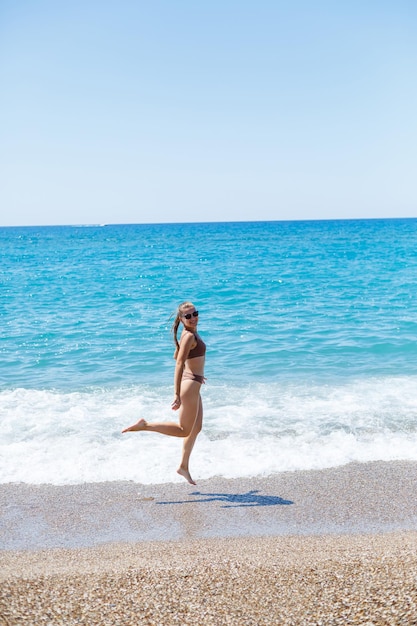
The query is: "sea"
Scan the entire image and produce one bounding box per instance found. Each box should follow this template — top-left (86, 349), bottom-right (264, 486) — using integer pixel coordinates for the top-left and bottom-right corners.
top-left (1, 219), bottom-right (417, 485)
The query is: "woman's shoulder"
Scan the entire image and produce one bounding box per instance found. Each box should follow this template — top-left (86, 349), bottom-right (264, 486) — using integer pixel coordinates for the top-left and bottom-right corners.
top-left (180, 328), bottom-right (195, 338)
top-left (180, 329), bottom-right (196, 343)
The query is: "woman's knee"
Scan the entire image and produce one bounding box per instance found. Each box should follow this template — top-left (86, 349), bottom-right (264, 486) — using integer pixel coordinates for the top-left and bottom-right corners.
top-left (180, 425), bottom-right (193, 437)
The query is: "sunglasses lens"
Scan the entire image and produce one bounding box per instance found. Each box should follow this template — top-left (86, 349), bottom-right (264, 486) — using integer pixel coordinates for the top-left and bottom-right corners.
top-left (183, 311), bottom-right (198, 320)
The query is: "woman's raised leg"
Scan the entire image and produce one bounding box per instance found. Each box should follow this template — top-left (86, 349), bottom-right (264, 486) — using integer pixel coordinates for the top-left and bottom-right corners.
top-left (122, 380), bottom-right (200, 438)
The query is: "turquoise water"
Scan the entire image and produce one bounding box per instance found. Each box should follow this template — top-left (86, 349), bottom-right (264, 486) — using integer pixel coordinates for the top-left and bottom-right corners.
top-left (2, 219), bottom-right (417, 484)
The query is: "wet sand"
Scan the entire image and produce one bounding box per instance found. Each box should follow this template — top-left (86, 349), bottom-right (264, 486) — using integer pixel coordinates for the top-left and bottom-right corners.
top-left (1, 461), bottom-right (417, 624)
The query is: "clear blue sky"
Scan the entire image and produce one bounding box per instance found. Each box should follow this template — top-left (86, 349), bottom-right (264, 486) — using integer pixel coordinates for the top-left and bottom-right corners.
top-left (1, 0), bottom-right (416, 226)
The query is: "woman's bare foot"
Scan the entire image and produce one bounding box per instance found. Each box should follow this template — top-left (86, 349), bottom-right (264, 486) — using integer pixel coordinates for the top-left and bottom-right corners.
top-left (177, 467), bottom-right (196, 485)
top-left (122, 418), bottom-right (147, 433)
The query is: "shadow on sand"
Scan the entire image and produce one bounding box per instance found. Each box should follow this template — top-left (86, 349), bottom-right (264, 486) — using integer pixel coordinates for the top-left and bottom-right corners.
top-left (157, 489), bottom-right (294, 508)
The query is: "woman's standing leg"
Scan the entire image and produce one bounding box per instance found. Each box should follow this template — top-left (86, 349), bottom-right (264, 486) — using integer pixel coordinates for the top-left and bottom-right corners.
top-left (177, 395), bottom-right (203, 485)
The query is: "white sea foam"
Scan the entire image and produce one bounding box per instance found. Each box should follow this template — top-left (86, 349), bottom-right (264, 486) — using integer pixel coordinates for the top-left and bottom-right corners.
top-left (1, 376), bottom-right (417, 485)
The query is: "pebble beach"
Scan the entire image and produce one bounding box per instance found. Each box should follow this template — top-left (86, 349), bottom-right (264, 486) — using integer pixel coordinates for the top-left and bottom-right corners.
top-left (2, 461), bottom-right (417, 625)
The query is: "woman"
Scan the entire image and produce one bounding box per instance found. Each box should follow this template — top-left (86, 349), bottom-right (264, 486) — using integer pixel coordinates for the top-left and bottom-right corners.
top-left (122, 301), bottom-right (206, 485)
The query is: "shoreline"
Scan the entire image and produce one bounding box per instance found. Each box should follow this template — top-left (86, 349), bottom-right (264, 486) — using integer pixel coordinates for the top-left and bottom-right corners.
top-left (2, 460), bottom-right (417, 624)
top-left (1, 460), bottom-right (417, 551)
top-left (2, 529), bottom-right (417, 578)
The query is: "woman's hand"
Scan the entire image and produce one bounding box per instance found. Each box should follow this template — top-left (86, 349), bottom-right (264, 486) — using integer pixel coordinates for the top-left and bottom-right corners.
top-left (171, 394), bottom-right (181, 411)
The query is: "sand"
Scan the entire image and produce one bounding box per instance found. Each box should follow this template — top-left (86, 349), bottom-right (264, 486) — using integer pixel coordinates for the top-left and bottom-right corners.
top-left (1, 461), bottom-right (417, 624)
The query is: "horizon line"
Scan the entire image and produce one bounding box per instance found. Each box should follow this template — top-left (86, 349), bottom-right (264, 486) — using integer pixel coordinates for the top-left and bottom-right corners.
top-left (1, 216), bottom-right (416, 229)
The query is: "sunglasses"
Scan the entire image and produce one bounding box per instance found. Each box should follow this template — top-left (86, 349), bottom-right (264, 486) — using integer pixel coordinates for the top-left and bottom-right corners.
top-left (183, 310), bottom-right (199, 320)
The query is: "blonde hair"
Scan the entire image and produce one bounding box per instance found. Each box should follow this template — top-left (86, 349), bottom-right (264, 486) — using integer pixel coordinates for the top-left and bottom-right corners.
top-left (172, 301), bottom-right (195, 358)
